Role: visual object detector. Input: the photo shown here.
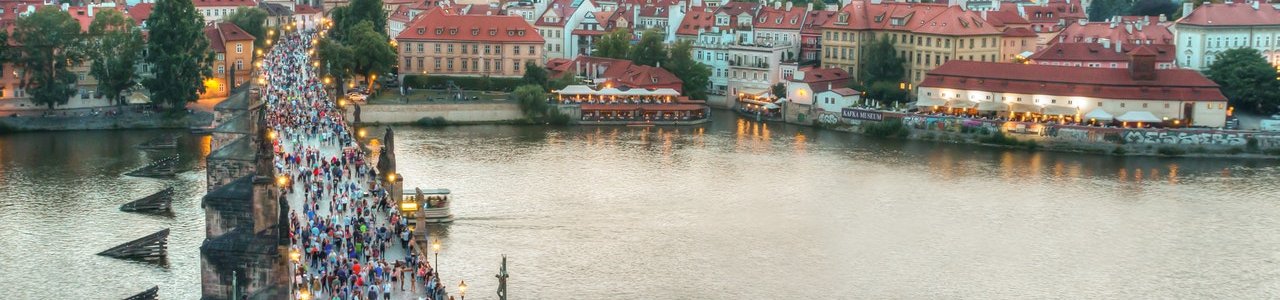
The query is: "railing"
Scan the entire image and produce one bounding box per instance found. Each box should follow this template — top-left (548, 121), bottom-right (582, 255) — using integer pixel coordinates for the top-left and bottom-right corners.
top-left (728, 61), bottom-right (769, 69)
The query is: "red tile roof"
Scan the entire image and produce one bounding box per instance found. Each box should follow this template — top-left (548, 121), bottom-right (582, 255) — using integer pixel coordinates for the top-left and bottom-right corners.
top-left (205, 22), bottom-right (255, 53)
top-left (830, 87), bottom-right (860, 96)
top-left (193, 0), bottom-right (257, 8)
top-left (801, 10), bottom-right (835, 35)
top-left (789, 67), bottom-right (851, 94)
top-left (581, 103), bottom-right (704, 111)
top-left (1054, 17), bottom-right (1173, 45)
top-left (638, 5), bottom-right (671, 18)
top-left (396, 8), bottom-right (544, 43)
top-left (293, 5), bottom-right (322, 14)
top-left (922, 60), bottom-right (1226, 102)
top-left (126, 3), bottom-right (153, 26)
top-left (753, 5), bottom-right (805, 30)
top-left (982, 9), bottom-right (1029, 27)
top-left (823, 1), bottom-right (1001, 36)
top-left (1002, 27), bottom-right (1037, 37)
top-left (1028, 43), bottom-right (1176, 63)
top-left (535, 0), bottom-right (576, 27)
top-left (676, 6), bottom-right (716, 36)
top-left (1013, 0), bottom-right (1085, 25)
top-left (390, 5), bottom-right (413, 22)
top-left (1177, 2), bottom-right (1280, 26)
top-left (551, 56), bottom-right (683, 92)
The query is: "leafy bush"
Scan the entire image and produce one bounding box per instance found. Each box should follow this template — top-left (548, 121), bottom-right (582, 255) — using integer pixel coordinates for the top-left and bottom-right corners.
top-left (979, 132), bottom-right (1038, 150)
top-left (862, 118), bottom-right (910, 139)
top-left (1156, 146), bottom-right (1187, 156)
top-left (1247, 137), bottom-right (1260, 152)
top-left (416, 116), bottom-right (448, 127)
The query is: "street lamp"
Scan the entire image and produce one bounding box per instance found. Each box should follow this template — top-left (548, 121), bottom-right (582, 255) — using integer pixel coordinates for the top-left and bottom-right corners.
top-left (289, 247), bottom-right (300, 262)
top-left (459, 281), bottom-right (467, 300)
top-left (276, 175), bottom-right (289, 188)
top-left (432, 239), bottom-right (442, 274)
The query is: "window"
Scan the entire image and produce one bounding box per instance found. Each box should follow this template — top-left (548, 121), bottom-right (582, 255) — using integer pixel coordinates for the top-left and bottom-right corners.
top-left (514, 46), bottom-right (520, 55)
top-left (218, 65), bottom-right (225, 74)
top-left (435, 44), bottom-right (441, 53)
top-left (1097, 102), bottom-right (1103, 107)
top-left (434, 58), bottom-right (441, 71)
top-left (528, 46), bottom-right (536, 55)
top-left (235, 43), bottom-right (243, 53)
top-left (1165, 103), bottom-right (1170, 108)
top-left (447, 59), bottom-right (453, 71)
top-left (236, 60), bottom-right (243, 71)
top-left (404, 57), bottom-right (412, 70)
top-left (1121, 103), bottom-right (1126, 108)
top-left (447, 44), bottom-right (453, 54)
top-left (1142, 103), bottom-right (1148, 108)
top-left (217, 53), bottom-right (224, 61)
top-left (418, 43), bottom-right (424, 53)
top-left (417, 57), bottom-right (423, 70)
top-left (513, 60), bottom-right (520, 72)
top-left (485, 45), bottom-right (491, 55)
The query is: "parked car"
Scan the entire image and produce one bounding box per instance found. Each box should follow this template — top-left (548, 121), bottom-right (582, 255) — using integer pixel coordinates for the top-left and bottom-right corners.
top-left (346, 92), bottom-right (368, 103)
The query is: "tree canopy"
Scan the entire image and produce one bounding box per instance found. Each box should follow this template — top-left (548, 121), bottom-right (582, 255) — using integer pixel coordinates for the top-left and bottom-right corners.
top-left (226, 7), bottom-right (268, 49)
top-left (593, 29), bottom-right (631, 59)
top-left (523, 61), bottom-right (549, 88)
top-left (1129, 0), bottom-right (1179, 17)
top-left (88, 9), bottom-right (145, 105)
top-left (1205, 48), bottom-right (1280, 114)
top-left (628, 30), bottom-right (667, 67)
top-left (144, 0), bottom-right (215, 109)
top-left (14, 6), bottom-right (86, 109)
top-left (330, 0), bottom-right (387, 40)
top-left (663, 40), bottom-right (712, 100)
top-left (859, 37), bottom-right (904, 85)
top-left (344, 21), bottom-right (397, 88)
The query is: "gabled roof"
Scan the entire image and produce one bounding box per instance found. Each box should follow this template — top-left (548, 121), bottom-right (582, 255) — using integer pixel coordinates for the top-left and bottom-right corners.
top-left (293, 5), bottom-right (322, 14)
top-left (390, 5), bottom-right (413, 23)
top-left (1013, 0), bottom-right (1086, 25)
top-left (1002, 27), bottom-right (1038, 37)
top-left (126, 3), bottom-right (154, 26)
top-left (982, 9), bottom-right (1029, 27)
top-left (676, 6), bottom-right (716, 36)
top-left (823, 1), bottom-right (1001, 36)
top-left (753, 5), bottom-right (806, 30)
top-left (801, 10), bottom-right (836, 35)
top-left (205, 22), bottom-right (254, 53)
top-left (1177, 2), bottom-right (1280, 26)
top-left (922, 60), bottom-right (1226, 102)
top-left (535, 0), bottom-right (576, 27)
top-left (193, 0), bottom-right (258, 8)
top-left (789, 67), bottom-right (851, 94)
top-left (396, 8), bottom-right (544, 43)
top-left (257, 2), bottom-right (291, 16)
top-left (1028, 43), bottom-right (1176, 62)
top-left (551, 56), bottom-right (683, 91)
top-left (829, 88), bottom-right (860, 96)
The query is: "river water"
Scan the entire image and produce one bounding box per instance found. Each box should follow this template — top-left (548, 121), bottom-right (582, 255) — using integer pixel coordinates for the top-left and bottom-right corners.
top-left (3, 112), bottom-right (1280, 299)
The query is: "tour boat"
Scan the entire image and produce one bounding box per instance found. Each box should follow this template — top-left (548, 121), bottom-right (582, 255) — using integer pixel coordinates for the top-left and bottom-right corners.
top-left (400, 188), bottom-right (454, 224)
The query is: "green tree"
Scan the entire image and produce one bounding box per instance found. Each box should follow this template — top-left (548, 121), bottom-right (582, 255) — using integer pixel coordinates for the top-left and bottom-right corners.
top-left (523, 61), bottom-right (549, 88)
top-left (226, 7), bottom-right (268, 49)
top-left (317, 36), bottom-right (355, 95)
top-left (14, 6), bottom-right (85, 109)
top-left (548, 72), bottom-right (578, 90)
top-left (1088, 0), bottom-right (1133, 22)
top-left (859, 37), bottom-right (904, 85)
top-left (1205, 48), bottom-right (1280, 114)
top-left (88, 10), bottom-right (144, 106)
top-left (330, 0), bottom-right (387, 40)
top-left (1129, 0), bottom-right (1178, 16)
top-left (0, 31), bottom-right (10, 73)
top-left (144, 0), bottom-right (216, 109)
top-left (771, 82), bottom-right (786, 99)
top-left (663, 40), bottom-right (711, 100)
top-left (513, 84), bottom-right (549, 119)
top-left (345, 21), bottom-right (396, 89)
top-left (628, 29), bottom-right (667, 66)
top-left (593, 29), bottom-right (631, 59)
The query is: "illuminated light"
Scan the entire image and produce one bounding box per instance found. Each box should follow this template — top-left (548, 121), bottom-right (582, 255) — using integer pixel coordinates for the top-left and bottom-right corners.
top-left (358, 128), bottom-right (367, 138)
top-left (275, 175), bottom-right (288, 187)
top-left (387, 172), bottom-right (398, 182)
top-left (400, 201), bottom-right (418, 212)
top-left (267, 129), bottom-right (277, 140)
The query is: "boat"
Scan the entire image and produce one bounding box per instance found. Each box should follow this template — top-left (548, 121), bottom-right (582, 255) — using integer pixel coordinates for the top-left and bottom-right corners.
top-left (399, 188), bottom-right (454, 224)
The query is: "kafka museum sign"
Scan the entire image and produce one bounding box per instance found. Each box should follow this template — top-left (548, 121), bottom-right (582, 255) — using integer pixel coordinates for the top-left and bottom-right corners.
top-left (841, 108), bottom-right (883, 121)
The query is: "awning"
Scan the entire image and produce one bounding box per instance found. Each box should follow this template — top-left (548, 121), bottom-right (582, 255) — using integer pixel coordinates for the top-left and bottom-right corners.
top-left (976, 101), bottom-right (1007, 111)
top-left (740, 99), bottom-right (772, 106)
top-left (738, 88), bottom-right (768, 97)
top-left (1084, 108), bottom-right (1114, 121)
top-left (1008, 102), bottom-right (1038, 113)
top-left (126, 93), bottom-right (150, 104)
top-left (1116, 111), bottom-right (1162, 123)
top-left (763, 103), bottom-right (780, 109)
top-left (914, 97), bottom-right (945, 107)
top-left (1041, 105), bottom-right (1078, 116)
top-left (581, 104), bottom-right (705, 112)
top-left (945, 100), bottom-right (978, 109)
top-left (559, 85), bottom-right (595, 95)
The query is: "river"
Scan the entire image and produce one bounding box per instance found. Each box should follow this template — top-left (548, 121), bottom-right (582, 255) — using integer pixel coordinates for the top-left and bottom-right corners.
top-left (2, 112), bottom-right (1280, 298)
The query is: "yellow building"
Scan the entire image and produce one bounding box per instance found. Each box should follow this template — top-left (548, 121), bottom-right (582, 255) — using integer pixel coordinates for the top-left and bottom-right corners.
top-left (820, 1), bottom-right (1003, 87)
top-left (395, 8), bottom-right (546, 78)
top-left (202, 22), bottom-right (257, 98)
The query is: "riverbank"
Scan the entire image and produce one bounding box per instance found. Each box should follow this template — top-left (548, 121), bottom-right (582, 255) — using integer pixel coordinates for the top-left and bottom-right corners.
top-left (0, 109), bottom-right (212, 132)
top-left (808, 108), bottom-right (1280, 159)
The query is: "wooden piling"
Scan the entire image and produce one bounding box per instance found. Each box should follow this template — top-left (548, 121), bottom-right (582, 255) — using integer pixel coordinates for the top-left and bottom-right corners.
top-left (120, 187), bottom-right (175, 216)
top-left (122, 286), bottom-right (159, 300)
top-left (98, 229), bottom-right (169, 264)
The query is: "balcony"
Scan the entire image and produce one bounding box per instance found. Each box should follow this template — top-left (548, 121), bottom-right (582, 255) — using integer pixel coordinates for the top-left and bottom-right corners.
top-left (728, 60), bottom-right (769, 69)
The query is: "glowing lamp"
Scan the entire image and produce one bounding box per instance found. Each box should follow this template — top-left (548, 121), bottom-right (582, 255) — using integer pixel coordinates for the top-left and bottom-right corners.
top-left (400, 201), bottom-right (418, 212)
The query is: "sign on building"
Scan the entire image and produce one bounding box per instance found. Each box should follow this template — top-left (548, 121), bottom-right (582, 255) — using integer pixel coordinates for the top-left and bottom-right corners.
top-left (841, 108), bottom-right (883, 121)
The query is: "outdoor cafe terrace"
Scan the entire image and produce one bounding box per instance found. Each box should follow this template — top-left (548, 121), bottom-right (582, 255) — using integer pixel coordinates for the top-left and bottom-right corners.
top-left (553, 85), bottom-right (709, 122)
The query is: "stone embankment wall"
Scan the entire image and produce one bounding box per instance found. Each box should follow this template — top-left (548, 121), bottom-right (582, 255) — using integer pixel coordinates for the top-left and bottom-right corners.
top-left (0, 111), bottom-right (212, 131)
top-left (820, 109), bottom-right (1280, 154)
top-left (352, 102), bottom-right (523, 124)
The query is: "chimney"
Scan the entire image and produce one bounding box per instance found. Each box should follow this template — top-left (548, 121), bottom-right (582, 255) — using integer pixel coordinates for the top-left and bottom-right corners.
top-left (1101, 38), bottom-right (1110, 49)
top-left (1159, 14), bottom-right (1167, 22)
top-left (1116, 40), bottom-right (1123, 53)
top-left (1109, 21), bottom-right (1116, 29)
top-left (807, 2), bottom-right (812, 11)
top-left (1224, 0), bottom-right (1231, 4)
top-left (1125, 23), bottom-right (1132, 34)
top-left (1253, 0), bottom-right (1260, 9)
top-left (785, 1), bottom-right (792, 11)
top-left (774, 1), bottom-right (781, 9)
top-left (88, 4), bottom-right (94, 16)
top-left (1077, 18), bottom-right (1086, 26)
top-left (794, 70), bottom-right (805, 81)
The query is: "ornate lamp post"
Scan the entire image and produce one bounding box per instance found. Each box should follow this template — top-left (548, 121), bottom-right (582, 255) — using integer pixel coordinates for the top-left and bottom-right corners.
top-left (432, 239), bottom-right (442, 275)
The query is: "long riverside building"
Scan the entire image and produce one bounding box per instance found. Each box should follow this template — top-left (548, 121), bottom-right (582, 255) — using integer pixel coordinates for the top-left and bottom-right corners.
top-left (395, 7), bottom-right (546, 78)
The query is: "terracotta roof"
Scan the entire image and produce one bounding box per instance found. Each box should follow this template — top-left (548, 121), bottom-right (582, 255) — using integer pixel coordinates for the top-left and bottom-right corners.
top-left (830, 88), bottom-right (860, 96)
top-left (546, 57), bottom-right (575, 77)
top-left (1028, 43), bottom-right (1175, 63)
top-left (535, 0), bottom-right (576, 27)
top-left (753, 5), bottom-right (806, 30)
top-left (801, 10), bottom-right (835, 35)
top-left (293, 5), bottom-right (322, 14)
top-left (790, 67), bottom-right (851, 94)
top-left (922, 60), bottom-right (1227, 102)
top-left (1054, 18), bottom-right (1173, 45)
top-left (676, 6), bottom-right (716, 36)
top-left (1177, 2), bottom-right (1280, 26)
top-left (390, 5), bottom-right (413, 22)
top-left (126, 3), bottom-right (154, 26)
top-left (639, 5), bottom-right (669, 18)
top-left (613, 64), bottom-right (682, 89)
top-left (1013, 0), bottom-right (1085, 25)
top-left (204, 22), bottom-right (254, 53)
top-left (205, 26), bottom-right (225, 52)
top-left (396, 7), bottom-right (544, 43)
top-left (1002, 27), bottom-right (1038, 37)
top-left (193, 0), bottom-right (257, 8)
top-left (581, 103), bottom-right (705, 111)
top-left (716, 1), bottom-right (758, 17)
top-left (552, 56), bottom-right (683, 91)
top-left (822, 1), bottom-right (1002, 36)
top-left (983, 10), bottom-right (1029, 27)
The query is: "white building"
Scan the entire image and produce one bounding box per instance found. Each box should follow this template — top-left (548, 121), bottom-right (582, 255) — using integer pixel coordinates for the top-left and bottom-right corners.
top-left (814, 88), bottom-right (861, 112)
top-left (1172, 1), bottom-right (1280, 70)
top-left (535, 0), bottom-right (597, 60)
top-left (195, 0), bottom-right (259, 23)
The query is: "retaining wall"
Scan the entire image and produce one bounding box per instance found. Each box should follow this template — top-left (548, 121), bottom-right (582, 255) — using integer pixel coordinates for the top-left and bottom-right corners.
top-left (352, 102), bottom-right (523, 124)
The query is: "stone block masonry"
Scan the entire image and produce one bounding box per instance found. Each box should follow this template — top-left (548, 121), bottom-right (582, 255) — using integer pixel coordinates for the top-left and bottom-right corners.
top-left (351, 102), bottom-right (524, 124)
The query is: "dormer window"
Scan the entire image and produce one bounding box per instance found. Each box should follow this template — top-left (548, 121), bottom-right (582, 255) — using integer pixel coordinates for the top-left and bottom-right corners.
top-left (489, 29), bottom-right (497, 36)
top-left (449, 28), bottom-right (457, 35)
top-left (434, 28), bottom-right (442, 34)
top-left (518, 30), bottom-right (525, 36)
top-left (420, 28), bottom-right (428, 35)
top-left (472, 28), bottom-right (480, 35)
